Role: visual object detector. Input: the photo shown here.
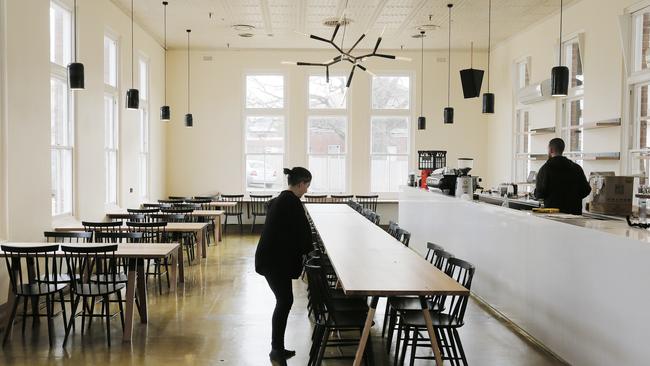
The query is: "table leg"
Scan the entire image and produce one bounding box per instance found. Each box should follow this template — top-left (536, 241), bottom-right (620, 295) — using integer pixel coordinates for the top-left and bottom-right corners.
top-left (217, 215), bottom-right (222, 242)
top-left (353, 296), bottom-right (379, 366)
top-left (136, 259), bottom-right (148, 323)
top-left (169, 251), bottom-right (178, 292)
top-left (177, 245), bottom-right (185, 283)
top-left (123, 258), bottom-right (137, 342)
top-left (420, 296), bottom-right (443, 365)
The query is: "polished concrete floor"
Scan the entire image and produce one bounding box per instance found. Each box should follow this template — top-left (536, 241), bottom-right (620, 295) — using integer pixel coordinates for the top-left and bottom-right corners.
top-left (0, 232), bottom-right (565, 365)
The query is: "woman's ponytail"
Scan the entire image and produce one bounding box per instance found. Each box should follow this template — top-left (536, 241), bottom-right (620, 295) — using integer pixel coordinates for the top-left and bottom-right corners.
top-left (284, 167), bottom-right (312, 186)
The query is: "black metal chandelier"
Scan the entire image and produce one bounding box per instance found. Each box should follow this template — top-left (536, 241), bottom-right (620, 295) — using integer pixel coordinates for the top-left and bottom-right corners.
top-left (284, 16), bottom-right (410, 87)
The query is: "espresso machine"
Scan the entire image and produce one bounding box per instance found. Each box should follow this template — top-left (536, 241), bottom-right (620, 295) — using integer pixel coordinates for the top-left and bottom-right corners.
top-left (427, 158), bottom-right (481, 197)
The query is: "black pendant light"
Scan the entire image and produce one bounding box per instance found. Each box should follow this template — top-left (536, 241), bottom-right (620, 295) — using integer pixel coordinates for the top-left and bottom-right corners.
top-left (418, 31), bottom-right (426, 130)
top-left (160, 1), bottom-right (170, 121)
top-left (551, 0), bottom-right (569, 97)
top-left (126, 0), bottom-right (139, 110)
top-left (482, 0), bottom-right (495, 114)
top-left (459, 41), bottom-right (484, 99)
top-left (444, 3), bottom-right (454, 124)
top-left (67, 0), bottom-right (84, 90)
top-left (185, 29), bottom-right (193, 128)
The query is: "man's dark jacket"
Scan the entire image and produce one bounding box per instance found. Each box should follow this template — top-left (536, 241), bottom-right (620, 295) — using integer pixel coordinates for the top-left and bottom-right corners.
top-left (534, 155), bottom-right (591, 215)
top-left (255, 190), bottom-right (313, 279)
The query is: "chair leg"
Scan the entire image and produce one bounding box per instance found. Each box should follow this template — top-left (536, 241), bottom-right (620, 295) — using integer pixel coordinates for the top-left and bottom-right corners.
top-left (116, 291), bottom-right (125, 330)
top-left (157, 261), bottom-right (163, 296)
top-left (453, 328), bottom-right (468, 366)
top-left (164, 258), bottom-right (170, 290)
top-left (63, 295), bottom-right (80, 347)
top-left (315, 326), bottom-right (330, 366)
top-left (21, 294), bottom-right (28, 335)
top-left (386, 307), bottom-right (398, 352)
top-left (382, 300), bottom-right (391, 337)
top-left (58, 290), bottom-right (67, 330)
top-left (87, 296), bottom-right (96, 332)
top-left (393, 317), bottom-right (404, 362)
top-left (45, 295), bottom-right (54, 347)
top-left (409, 328), bottom-right (418, 366)
top-left (223, 215), bottom-right (228, 234)
top-left (399, 325), bottom-right (410, 366)
top-left (2, 296), bottom-right (20, 347)
top-left (104, 295), bottom-right (111, 347)
top-left (238, 215), bottom-right (243, 234)
top-left (251, 215), bottom-right (256, 233)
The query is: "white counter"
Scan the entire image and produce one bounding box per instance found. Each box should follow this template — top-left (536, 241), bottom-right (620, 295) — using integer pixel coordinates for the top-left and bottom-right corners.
top-left (398, 186), bottom-right (650, 366)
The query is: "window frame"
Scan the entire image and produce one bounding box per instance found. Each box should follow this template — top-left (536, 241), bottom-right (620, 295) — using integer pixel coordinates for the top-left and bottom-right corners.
top-left (104, 32), bottom-right (119, 207)
top-left (138, 54), bottom-right (150, 201)
top-left (242, 72), bottom-right (288, 193)
top-left (50, 0), bottom-right (75, 218)
top-left (307, 74), bottom-right (349, 193)
top-left (560, 35), bottom-right (585, 98)
top-left (369, 74), bottom-right (413, 194)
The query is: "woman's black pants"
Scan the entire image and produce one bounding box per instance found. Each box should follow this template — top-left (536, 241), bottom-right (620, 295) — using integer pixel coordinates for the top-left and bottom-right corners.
top-left (265, 274), bottom-right (294, 350)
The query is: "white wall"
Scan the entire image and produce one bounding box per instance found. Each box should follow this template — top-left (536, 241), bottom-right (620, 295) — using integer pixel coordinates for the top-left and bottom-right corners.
top-left (0, 0), bottom-right (166, 303)
top-left (164, 48), bottom-right (489, 197)
top-left (485, 0), bottom-right (635, 187)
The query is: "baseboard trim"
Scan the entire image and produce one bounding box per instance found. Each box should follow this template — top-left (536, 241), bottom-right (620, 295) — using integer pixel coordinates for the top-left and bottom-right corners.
top-left (470, 293), bottom-right (570, 365)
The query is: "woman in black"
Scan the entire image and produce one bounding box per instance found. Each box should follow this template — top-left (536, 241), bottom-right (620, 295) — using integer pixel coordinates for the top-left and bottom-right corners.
top-left (255, 167), bottom-right (314, 361)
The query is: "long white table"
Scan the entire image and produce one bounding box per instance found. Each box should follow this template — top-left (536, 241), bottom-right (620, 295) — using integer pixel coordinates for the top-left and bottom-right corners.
top-left (306, 204), bottom-right (468, 365)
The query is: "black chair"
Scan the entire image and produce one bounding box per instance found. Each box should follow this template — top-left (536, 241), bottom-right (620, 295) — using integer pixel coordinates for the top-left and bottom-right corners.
top-left (194, 195), bottom-right (217, 201)
top-left (61, 244), bottom-right (126, 347)
top-left (331, 194), bottom-right (353, 203)
top-left (126, 222), bottom-right (171, 294)
top-left (355, 195), bottom-right (378, 212)
top-left (150, 214), bottom-right (197, 262)
top-left (305, 194), bottom-right (328, 203)
top-left (305, 263), bottom-right (373, 365)
top-left (142, 203), bottom-right (170, 209)
top-left (425, 242), bottom-right (444, 263)
top-left (82, 221), bottom-right (124, 240)
top-left (395, 258), bottom-right (475, 366)
top-left (1, 244), bottom-right (68, 347)
top-left (396, 228), bottom-right (411, 247)
top-left (127, 208), bottom-right (159, 221)
top-left (109, 213), bottom-right (144, 223)
top-left (221, 194), bottom-right (244, 234)
top-left (168, 196), bottom-right (190, 200)
top-left (159, 199), bottom-right (184, 204)
top-left (249, 195), bottom-right (272, 233)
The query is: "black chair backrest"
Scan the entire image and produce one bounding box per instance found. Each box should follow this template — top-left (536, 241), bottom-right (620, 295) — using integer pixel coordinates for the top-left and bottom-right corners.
top-left (44, 231), bottom-right (92, 243)
top-left (186, 199), bottom-right (212, 210)
top-left (194, 196), bottom-right (216, 201)
top-left (127, 208), bottom-right (159, 215)
top-left (442, 257), bottom-right (475, 323)
top-left (305, 195), bottom-right (327, 203)
top-left (94, 231), bottom-right (144, 243)
top-left (168, 196), bottom-right (190, 200)
top-left (355, 195), bottom-right (379, 212)
top-left (433, 249), bottom-right (454, 271)
top-left (158, 199), bottom-right (184, 205)
top-left (151, 213), bottom-right (186, 223)
top-left (387, 221), bottom-right (399, 238)
top-left (108, 213), bottom-right (144, 223)
top-left (250, 195), bottom-right (272, 216)
top-left (142, 203), bottom-right (170, 209)
top-left (221, 194), bottom-right (244, 215)
top-left (304, 264), bottom-right (328, 322)
top-left (126, 221), bottom-right (168, 243)
top-left (61, 245), bottom-right (121, 288)
top-left (171, 203), bottom-right (201, 210)
top-left (161, 207), bottom-right (194, 215)
top-left (1, 244), bottom-right (62, 292)
top-left (396, 228), bottom-right (411, 247)
top-left (82, 221), bottom-right (124, 239)
top-left (426, 242), bottom-right (445, 263)
top-left (373, 213), bottom-right (381, 226)
top-left (331, 194), bottom-right (353, 203)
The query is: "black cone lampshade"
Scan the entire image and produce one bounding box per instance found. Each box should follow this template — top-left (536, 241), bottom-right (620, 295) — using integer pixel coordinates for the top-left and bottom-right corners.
top-left (68, 0), bottom-right (84, 90)
top-left (482, 93), bottom-right (495, 114)
top-left (459, 42), bottom-right (483, 99)
top-left (126, 89), bottom-right (139, 109)
top-left (444, 107), bottom-right (454, 124)
top-left (551, 66), bottom-right (569, 96)
top-left (185, 114), bottom-right (193, 128)
top-left (418, 116), bottom-right (426, 130)
top-left (68, 62), bottom-right (85, 90)
top-left (160, 106), bottom-right (170, 121)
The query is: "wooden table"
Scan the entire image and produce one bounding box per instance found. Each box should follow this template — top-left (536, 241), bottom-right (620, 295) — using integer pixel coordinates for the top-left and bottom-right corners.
top-left (0, 242), bottom-right (179, 343)
top-left (55, 222), bottom-right (209, 266)
top-left (306, 204), bottom-right (468, 366)
top-left (106, 210), bottom-right (225, 242)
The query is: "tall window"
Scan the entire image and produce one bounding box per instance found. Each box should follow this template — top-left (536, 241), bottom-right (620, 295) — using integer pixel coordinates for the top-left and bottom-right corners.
top-left (308, 76), bottom-right (347, 192)
top-left (561, 37), bottom-right (584, 165)
top-left (104, 35), bottom-right (119, 205)
top-left (516, 59), bottom-right (530, 90)
top-left (370, 76), bottom-right (411, 192)
top-left (630, 8), bottom-right (650, 186)
top-left (50, 1), bottom-right (74, 216)
top-left (514, 109), bottom-right (531, 183)
top-left (138, 57), bottom-right (149, 200)
top-left (244, 75), bottom-right (285, 191)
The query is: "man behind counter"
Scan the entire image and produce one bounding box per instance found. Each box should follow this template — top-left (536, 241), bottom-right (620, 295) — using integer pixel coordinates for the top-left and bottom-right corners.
top-left (534, 138), bottom-right (591, 215)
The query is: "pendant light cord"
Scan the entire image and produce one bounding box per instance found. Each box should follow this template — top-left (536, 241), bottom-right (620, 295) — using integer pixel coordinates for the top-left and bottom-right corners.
top-left (558, 0), bottom-right (563, 66)
top-left (73, 0), bottom-right (77, 62)
top-left (447, 4), bottom-right (452, 108)
top-left (487, 0), bottom-right (491, 91)
top-left (340, 0), bottom-right (349, 51)
top-left (420, 32), bottom-right (424, 116)
top-left (131, 0), bottom-right (134, 89)
top-left (187, 30), bottom-right (191, 112)
top-left (163, 1), bottom-right (167, 105)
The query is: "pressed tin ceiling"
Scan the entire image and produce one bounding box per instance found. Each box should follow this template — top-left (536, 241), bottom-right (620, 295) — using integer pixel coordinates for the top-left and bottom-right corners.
top-left (111, 0), bottom-right (578, 50)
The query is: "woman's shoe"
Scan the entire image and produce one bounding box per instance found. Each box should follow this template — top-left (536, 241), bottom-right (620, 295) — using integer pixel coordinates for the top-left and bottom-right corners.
top-left (269, 349), bottom-right (296, 360)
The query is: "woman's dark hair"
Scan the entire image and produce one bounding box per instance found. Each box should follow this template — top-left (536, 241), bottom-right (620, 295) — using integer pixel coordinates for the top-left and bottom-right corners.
top-left (283, 167), bottom-right (312, 186)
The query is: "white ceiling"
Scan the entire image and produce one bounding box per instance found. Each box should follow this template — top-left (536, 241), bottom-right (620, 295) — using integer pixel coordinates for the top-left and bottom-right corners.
top-left (110, 0), bottom-right (577, 51)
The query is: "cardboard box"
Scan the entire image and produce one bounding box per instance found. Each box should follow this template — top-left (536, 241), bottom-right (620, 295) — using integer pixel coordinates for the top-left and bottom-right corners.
top-left (588, 176), bottom-right (634, 216)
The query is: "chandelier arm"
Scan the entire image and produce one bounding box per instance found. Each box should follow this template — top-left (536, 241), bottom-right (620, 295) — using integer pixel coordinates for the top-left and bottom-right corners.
top-left (326, 58), bottom-right (342, 67)
top-left (372, 37), bottom-right (383, 54)
top-left (374, 54), bottom-right (396, 59)
top-left (297, 62), bottom-right (328, 66)
top-left (346, 65), bottom-right (356, 88)
top-left (310, 34), bottom-right (331, 44)
top-left (326, 66), bottom-right (329, 83)
top-left (348, 34), bottom-right (366, 54)
top-left (330, 42), bottom-right (344, 54)
top-left (331, 23), bottom-right (341, 42)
